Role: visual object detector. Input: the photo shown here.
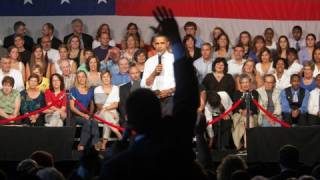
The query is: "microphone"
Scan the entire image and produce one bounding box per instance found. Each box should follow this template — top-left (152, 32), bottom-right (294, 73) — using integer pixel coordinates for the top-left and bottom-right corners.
top-left (158, 53), bottom-right (162, 64)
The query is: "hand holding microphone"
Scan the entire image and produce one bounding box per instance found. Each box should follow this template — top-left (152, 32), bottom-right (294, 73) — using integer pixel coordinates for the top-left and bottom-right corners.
top-left (154, 53), bottom-right (163, 75)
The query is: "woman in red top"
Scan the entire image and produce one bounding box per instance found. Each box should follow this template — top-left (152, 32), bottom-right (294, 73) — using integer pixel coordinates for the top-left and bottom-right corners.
top-left (44, 73), bottom-right (67, 126)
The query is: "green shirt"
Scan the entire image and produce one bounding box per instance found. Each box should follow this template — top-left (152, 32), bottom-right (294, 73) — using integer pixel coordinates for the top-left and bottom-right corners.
top-left (0, 89), bottom-right (20, 114)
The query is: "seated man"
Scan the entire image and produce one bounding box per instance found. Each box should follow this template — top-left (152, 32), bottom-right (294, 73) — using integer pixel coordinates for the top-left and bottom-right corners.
top-left (307, 74), bottom-right (320, 125)
top-left (280, 74), bottom-right (309, 126)
top-left (119, 65), bottom-right (141, 124)
top-left (111, 57), bottom-right (130, 86)
top-left (257, 74), bottom-right (282, 127)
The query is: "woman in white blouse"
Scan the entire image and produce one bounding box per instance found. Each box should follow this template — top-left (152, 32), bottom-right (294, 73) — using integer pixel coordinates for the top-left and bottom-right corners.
top-left (255, 47), bottom-right (274, 76)
top-left (94, 71), bottom-right (122, 150)
top-left (312, 47), bottom-right (320, 77)
top-left (273, 58), bottom-right (290, 90)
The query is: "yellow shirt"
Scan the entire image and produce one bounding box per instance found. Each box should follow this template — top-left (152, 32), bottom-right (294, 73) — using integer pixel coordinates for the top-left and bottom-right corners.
top-left (26, 77), bottom-right (50, 92)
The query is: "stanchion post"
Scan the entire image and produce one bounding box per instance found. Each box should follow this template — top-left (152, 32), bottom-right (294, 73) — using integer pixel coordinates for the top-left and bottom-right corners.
top-left (245, 91), bottom-right (251, 129)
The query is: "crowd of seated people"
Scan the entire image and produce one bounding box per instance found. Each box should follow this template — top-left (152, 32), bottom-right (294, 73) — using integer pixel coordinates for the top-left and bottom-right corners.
top-left (1, 18), bottom-right (320, 154)
top-left (1, 5), bottom-right (320, 179)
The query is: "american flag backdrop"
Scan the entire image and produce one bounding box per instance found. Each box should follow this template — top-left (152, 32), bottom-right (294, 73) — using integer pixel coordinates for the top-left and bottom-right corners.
top-left (0, 0), bottom-right (320, 45)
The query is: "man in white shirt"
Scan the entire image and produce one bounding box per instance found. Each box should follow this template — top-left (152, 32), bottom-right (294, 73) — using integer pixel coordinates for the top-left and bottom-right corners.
top-left (0, 57), bottom-right (24, 91)
top-left (307, 74), bottom-right (320, 125)
top-left (227, 45), bottom-right (246, 76)
top-left (193, 43), bottom-right (213, 83)
top-left (141, 35), bottom-right (175, 116)
top-left (41, 36), bottom-right (60, 64)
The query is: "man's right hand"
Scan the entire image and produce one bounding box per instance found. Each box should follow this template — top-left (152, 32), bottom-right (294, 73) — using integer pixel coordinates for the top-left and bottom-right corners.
top-left (153, 64), bottom-right (163, 76)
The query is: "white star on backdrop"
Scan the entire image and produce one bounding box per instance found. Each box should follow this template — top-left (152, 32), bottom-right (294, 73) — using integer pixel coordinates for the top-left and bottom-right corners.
top-left (60, 0), bottom-right (71, 5)
top-left (97, 0), bottom-right (107, 4)
top-left (24, 0), bottom-right (33, 5)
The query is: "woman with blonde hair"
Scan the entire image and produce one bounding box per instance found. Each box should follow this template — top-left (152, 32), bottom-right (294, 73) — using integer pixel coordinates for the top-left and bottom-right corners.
top-left (235, 59), bottom-right (263, 90)
top-left (70, 70), bottom-right (99, 151)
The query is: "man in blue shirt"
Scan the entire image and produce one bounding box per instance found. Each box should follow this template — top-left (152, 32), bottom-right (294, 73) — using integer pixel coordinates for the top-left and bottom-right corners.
top-left (111, 57), bottom-right (130, 86)
top-left (102, 47), bottom-right (120, 74)
top-left (280, 74), bottom-right (309, 126)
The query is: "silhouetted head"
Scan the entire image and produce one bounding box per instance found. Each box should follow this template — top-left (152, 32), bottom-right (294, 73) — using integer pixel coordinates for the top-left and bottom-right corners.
top-left (30, 150), bottom-right (54, 168)
top-left (126, 88), bottom-right (161, 137)
top-left (217, 155), bottom-right (248, 180)
top-left (279, 144), bottom-right (299, 169)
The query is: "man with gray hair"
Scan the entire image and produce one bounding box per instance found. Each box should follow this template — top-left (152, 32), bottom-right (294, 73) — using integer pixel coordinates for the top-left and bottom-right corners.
top-left (63, 18), bottom-right (93, 49)
top-left (60, 59), bottom-right (76, 91)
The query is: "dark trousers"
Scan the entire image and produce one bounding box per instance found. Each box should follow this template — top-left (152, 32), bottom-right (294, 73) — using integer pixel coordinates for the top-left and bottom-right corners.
top-left (213, 117), bottom-right (233, 150)
top-left (160, 96), bottom-right (173, 117)
top-left (74, 115), bottom-right (100, 146)
top-left (282, 112), bottom-right (307, 126)
top-left (195, 113), bottom-right (213, 169)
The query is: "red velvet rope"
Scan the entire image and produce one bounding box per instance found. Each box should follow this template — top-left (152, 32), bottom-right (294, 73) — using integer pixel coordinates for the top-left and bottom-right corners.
top-left (0, 103), bottom-right (55, 124)
top-left (0, 94), bottom-right (66, 125)
top-left (71, 96), bottom-right (125, 132)
top-left (207, 98), bottom-right (243, 126)
top-left (252, 99), bottom-right (291, 128)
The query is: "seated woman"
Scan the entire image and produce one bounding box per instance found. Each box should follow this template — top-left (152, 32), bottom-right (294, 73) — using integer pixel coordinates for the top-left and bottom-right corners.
top-left (8, 46), bottom-right (26, 81)
top-left (235, 59), bottom-right (263, 91)
top-left (94, 71), bottom-right (122, 150)
top-left (273, 35), bottom-right (290, 61)
top-left (14, 35), bottom-right (31, 66)
top-left (20, 74), bottom-right (46, 126)
top-left (67, 35), bottom-right (85, 67)
top-left (44, 73), bottom-right (67, 127)
top-left (26, 64), bottom-right (49, 92)
top-left (300, 61), bottom-right (316, 92)
top-left (212, 27), bottom-right (226, 50)
top-left (202, 57), bottom-right (235, 97)
top-left (133, 48), bottom-right (147, 78)
top-left (92, 23), bottom-right (116, 49)
top-left (232, 74), bottom-right (259, 150)
top-left (255, 47), bottom-right (275, 76)
top-left (183, 34), bottom-right (201, 62)
top-left (273, 58), bottom-right (290, 90)
top-left (248, 35), bottom-right (266, 63)
top-left (121, 22), bottom-right (145, 49)
top-left (26, 45), bottom-right (50, 79)
top-left (0, 76), bottom-right (21, 121)
top-left (86, 56), bottom-right (102, 88)
top-left (120, 33), bottom-right (139, 63)
top-left (212, 33), bottom-right (233, 61)
top-left (70, 71), bottom-right (99, 151)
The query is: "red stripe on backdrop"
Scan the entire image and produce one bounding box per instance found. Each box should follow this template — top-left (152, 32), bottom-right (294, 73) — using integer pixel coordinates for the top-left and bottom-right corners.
top-left (116, 0), bottom-right (320, 20)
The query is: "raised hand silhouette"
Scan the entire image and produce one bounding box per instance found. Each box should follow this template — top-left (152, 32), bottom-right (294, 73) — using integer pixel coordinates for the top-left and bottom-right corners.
top-left (151, 7), bottom-right (185, 61)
